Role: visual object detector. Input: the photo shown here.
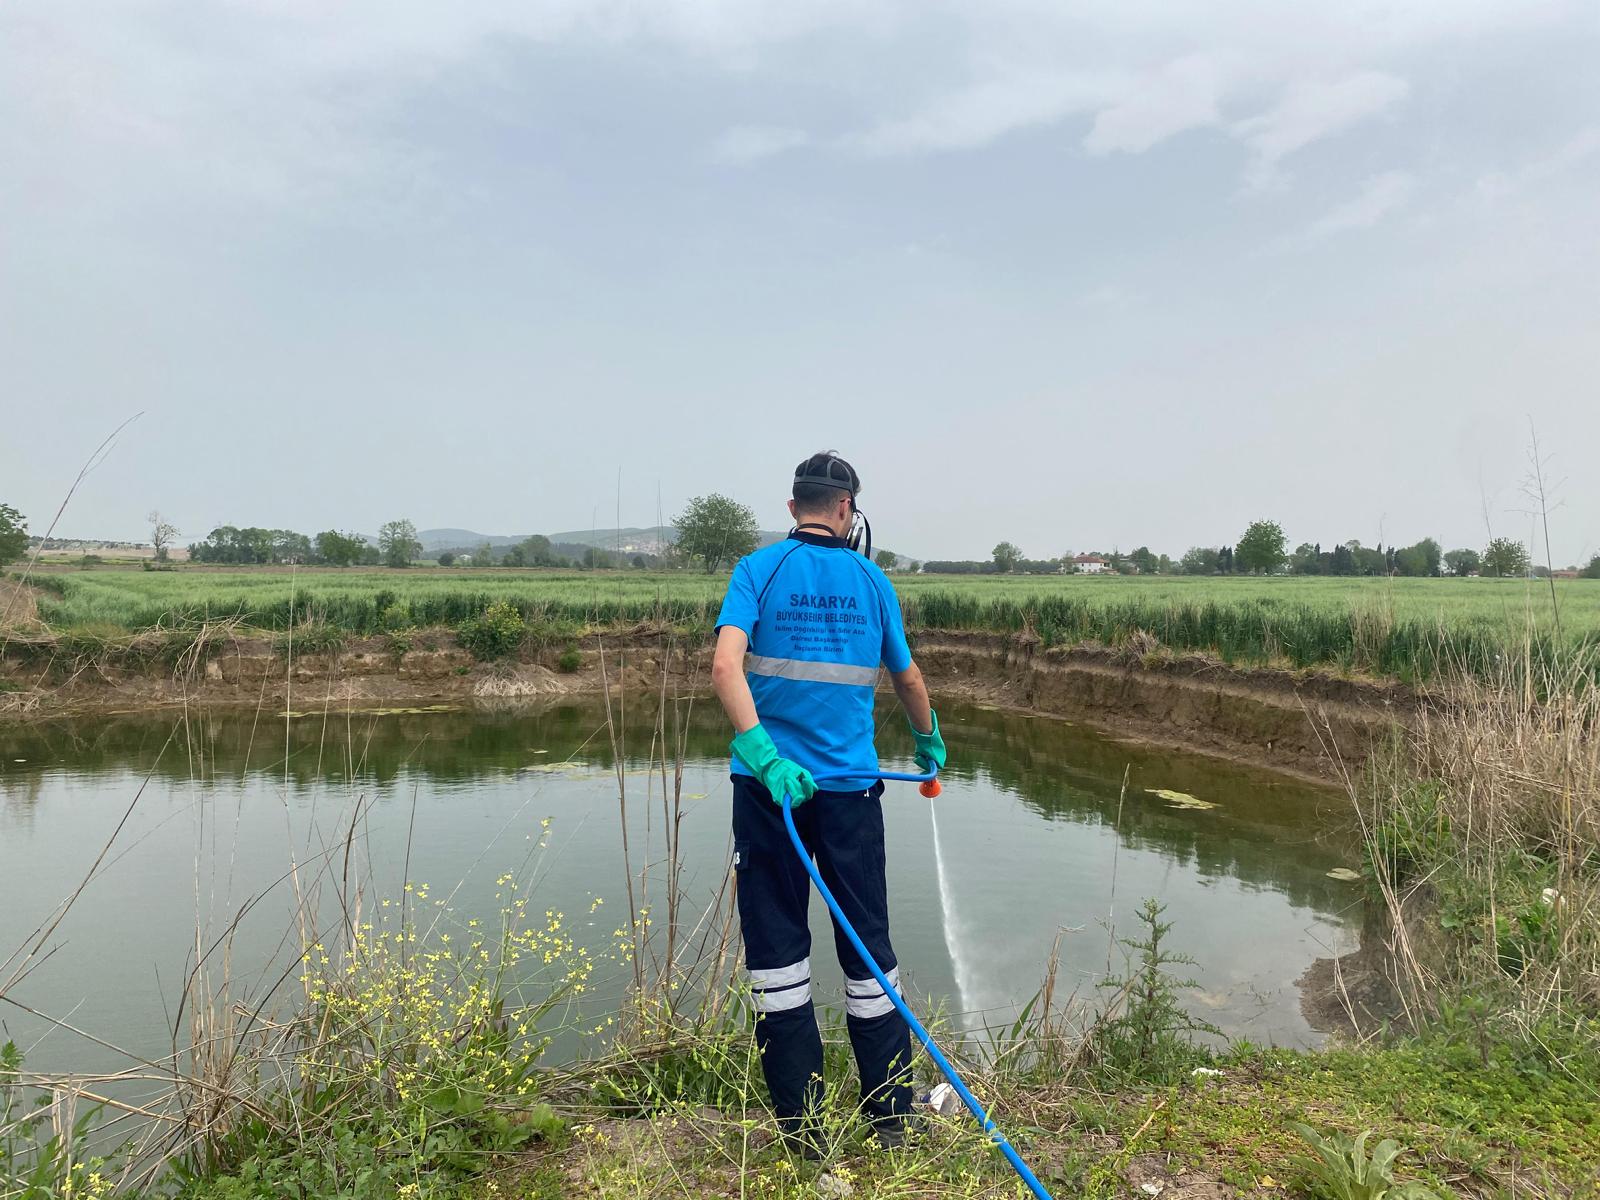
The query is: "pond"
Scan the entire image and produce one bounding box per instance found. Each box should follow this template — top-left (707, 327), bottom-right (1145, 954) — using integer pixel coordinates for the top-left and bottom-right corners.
top-left (0, 697), bottom-right (1360, 1081)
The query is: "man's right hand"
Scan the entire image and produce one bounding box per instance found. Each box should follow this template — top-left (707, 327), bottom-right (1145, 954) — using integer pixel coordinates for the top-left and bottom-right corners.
top-left (911, 709), bottom-right (947, 774)
top-left (731, 724), bottom-right (818, 808)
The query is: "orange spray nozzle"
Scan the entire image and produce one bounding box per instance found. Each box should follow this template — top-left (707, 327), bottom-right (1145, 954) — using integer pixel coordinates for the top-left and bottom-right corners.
top-left (920, 778), bottom-right (942, 798)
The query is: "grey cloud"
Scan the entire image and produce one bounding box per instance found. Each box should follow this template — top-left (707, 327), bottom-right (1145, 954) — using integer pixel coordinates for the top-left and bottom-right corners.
top-left (709, 125), bottom-right (811, 164)
top-left (1081, 55), bottom-right (1225, 156)
top-left (1233, 72), bottom-right (1410, 190)
top-left (841, 71), bottom-right (1115, 156)
top-left (1304, 170), bottom-right (1416, 237)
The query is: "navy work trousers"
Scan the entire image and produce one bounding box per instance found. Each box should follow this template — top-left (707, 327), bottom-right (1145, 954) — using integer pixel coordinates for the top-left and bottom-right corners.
top-left (732, 774), bottom-right (913, 1131)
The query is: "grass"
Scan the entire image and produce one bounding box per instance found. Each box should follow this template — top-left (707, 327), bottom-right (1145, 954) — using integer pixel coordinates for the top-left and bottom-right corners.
top-left (22, 567), bottom-right (1600, 684)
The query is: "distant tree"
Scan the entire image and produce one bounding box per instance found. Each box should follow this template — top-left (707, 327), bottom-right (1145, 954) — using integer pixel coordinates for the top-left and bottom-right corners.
top-left (272, 529), bottom-right (312, 564)
top-left (147, 510), bottom-right (178, 562)
top-left (474, 541), bottom-right (495, 567)
top-left (315, 530), bottom-right (365, 567)
top-left (1482, 537), bottom-right (1531, 578)
top-left (1443, 548), bottom-right (1481, 577)
top-left (1157, 553), bottom-right (1175, 575)
top-left (1128, 546), bottom-right (1159, 575)
top-left (1393, 537), bottom-right (1442, 578)
top-left (1235, 520), bottom-right (1288, 574)
top-left (516, 534), bottom-right (558, 567)
top-left (1217, 545), bottom-right (1234, 574)
top-left (359, 544), bottom-right (382, 566)
top-left (908, 560), bottom-right (921, 573)
top-left (582, 546), bottom-right (615, 569)
top-left (190, 526), bottom-right (257, 564)
top-left (631, 554), bottom-right (648, 569)
top-left (378, 520), bottom-right (421, 568)
top-left (502, 545), bottom-right (527, 568)
top-left (189, 526), bottom-right (315, 565)
top-left (0, 503), bottom-right (27, 566)
top-left (874, 549), bottom-right (897, 572)
top-left (1580, 554), bottom-right (1600, 580)
top-left (1343, 540), bottom-right (1386, 576)
top-left (991, 541), bottom-right (1022, 573)
top-left (1290, 543), bottom-right (1321, 575)
top-left (674, 494), bottom-right (759, 572)
top-left (437, 552), bottom-right (455, 567)
top-left (1179, 546), bottom-right (1219, 575)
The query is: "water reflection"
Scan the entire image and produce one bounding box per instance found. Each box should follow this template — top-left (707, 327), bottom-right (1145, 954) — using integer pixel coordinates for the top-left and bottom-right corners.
top-left (0, 697), bottom-right (1360, 1077)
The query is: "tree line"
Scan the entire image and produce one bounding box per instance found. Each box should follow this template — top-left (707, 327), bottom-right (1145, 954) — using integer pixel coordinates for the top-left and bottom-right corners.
top-left (5, 498), bottom-right (1599, 580)
top-left (189, 524), bottom-right (400, 566)
top-left (926, 522), bottom-right (1591, 578)
top-left (186, 523), bottom-right (655, 570)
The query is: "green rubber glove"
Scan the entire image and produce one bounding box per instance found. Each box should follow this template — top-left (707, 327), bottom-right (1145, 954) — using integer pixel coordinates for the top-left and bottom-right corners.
top-left (910, 709), bottom-right (947, 774)
top-left (731, 723), bottom-right (817, 808)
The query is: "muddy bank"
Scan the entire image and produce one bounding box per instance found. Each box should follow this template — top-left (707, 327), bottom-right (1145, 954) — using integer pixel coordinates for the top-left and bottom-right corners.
top-left (0, 627), bottom-right (1415, 784)
top-left (913, 632), bottom-right (1416, 783)
top-left (0, 628), bottom-right (660, 715)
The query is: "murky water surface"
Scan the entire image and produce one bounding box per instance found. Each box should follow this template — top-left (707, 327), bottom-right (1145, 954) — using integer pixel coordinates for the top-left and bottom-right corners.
top-left (0, 699), bottom-right (1360, 1076)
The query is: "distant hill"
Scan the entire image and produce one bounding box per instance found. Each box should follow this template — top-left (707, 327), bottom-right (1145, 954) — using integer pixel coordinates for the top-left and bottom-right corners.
top-left (416, 528), bottom-right (523, 551)
top-left (546, 527), bottom-right (683, 555)
top-left (416, 526), bottom-right (790, 555)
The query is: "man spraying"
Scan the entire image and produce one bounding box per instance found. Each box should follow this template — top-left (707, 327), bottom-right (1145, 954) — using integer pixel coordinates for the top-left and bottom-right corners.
top-left (710, 450), bottom-right (946, 1151)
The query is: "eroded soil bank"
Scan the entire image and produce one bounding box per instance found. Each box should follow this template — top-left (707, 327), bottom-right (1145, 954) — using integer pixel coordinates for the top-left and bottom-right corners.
top-left (0, 627), bottom-right (1415, 783)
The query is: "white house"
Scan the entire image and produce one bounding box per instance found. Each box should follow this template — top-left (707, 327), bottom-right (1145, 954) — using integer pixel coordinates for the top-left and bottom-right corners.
top-left (1074, 554), bottom-right (1110, 574)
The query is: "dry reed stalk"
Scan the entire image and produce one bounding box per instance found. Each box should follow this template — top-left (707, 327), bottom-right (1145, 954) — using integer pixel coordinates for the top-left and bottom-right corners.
top-left (1356, 636), bottom-right (1599, 1026)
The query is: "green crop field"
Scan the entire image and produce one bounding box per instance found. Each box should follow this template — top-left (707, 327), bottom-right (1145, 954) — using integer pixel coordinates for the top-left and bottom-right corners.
top-left (22, 565), bottom-right (1598, 682)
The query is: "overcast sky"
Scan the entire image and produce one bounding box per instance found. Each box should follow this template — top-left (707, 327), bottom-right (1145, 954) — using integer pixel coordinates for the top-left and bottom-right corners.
top-left (4, 1), bottom-right (1597, 563)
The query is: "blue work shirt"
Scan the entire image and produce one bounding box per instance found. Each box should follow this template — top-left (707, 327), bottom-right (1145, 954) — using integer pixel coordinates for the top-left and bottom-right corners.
top-left (715, 530), bottom-right (914, 791)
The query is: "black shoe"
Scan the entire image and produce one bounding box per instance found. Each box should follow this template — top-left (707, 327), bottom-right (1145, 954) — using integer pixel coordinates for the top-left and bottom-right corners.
top-left (869, 1114), bottom-right (923, 1150)
top-left (780, 1127), bottom-right (823, 1161)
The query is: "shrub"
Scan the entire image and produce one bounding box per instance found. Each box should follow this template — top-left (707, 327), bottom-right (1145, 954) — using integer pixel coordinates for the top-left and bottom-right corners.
top-left (384, 632), bottom-right (412, 665)
top-left (456, 600), bottom-right (526, 661)
top-left (557, 646), bottom-right (583, 673)
top-left (379, 602), bottom-right (411, 632)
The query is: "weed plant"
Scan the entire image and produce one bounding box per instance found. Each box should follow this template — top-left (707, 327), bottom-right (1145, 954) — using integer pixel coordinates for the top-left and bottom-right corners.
top-left (181, 877), bottom-right (612, 1196)
top-left (1, 1042), bottom-right (116, 1200)
top-left (1087, 899), bottom-right (1223, 1086)
top-left (1291, 1123), bottom-right (1441, 1200)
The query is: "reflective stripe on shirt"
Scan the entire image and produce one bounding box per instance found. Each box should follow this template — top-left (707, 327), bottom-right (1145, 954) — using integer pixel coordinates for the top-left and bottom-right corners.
top-left (745, 654), bottom-right (879, 688)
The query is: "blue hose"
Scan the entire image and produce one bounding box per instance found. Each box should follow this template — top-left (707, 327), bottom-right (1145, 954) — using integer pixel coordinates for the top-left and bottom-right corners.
top-left (780, 768), bottom-right (1055, 1200)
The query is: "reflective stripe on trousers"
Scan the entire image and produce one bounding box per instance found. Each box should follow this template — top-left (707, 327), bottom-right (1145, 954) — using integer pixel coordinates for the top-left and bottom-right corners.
top-left (749, 958), bottom-right (812, 1013)
top-left (844, 965), bottom-right (901, 1019)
